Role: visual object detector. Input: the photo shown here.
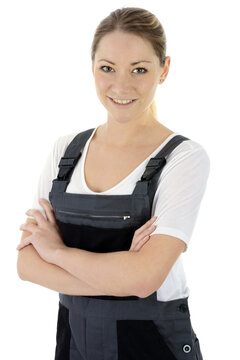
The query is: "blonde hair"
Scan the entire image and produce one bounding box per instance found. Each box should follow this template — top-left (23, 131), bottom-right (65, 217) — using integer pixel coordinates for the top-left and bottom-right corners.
top-left (150, 98), bottom-right (158, 119)
top-left (91, 7), bottom-right (167, 120)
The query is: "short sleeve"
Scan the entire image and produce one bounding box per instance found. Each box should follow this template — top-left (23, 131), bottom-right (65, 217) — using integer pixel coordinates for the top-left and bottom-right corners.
top-left (150, 141), bottom-right (210, 253)
top-left (29, 132), bottom-right (78, 220)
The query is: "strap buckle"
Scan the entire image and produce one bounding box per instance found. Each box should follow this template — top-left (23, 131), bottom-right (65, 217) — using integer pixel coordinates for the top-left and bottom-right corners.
top-left (58, 157), bottom-right (78, 167)
top-left (57, 155), bottom-right (81, 181)
top-left (140, 156), bottom-right (166, 181)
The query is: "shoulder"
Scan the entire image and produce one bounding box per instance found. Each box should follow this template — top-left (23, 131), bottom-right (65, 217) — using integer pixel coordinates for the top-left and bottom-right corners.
top-left (52, 131), bottom-right (80, 159)
top-left (162, 136), bottom-right (211, 179)
top-left (169, 136), bottom-right (210, 165)
top-left (53, 127), bottom-right (95, 155)
top-left (54, 130), bottom-right (79, 150)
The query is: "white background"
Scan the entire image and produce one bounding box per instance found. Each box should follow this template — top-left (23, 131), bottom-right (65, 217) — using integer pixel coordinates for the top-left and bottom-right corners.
top-left (1, 0), bottom-right (239, 359)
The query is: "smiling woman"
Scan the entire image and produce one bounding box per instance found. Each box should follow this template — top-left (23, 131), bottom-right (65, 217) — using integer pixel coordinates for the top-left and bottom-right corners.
top-left (17, 6), bottom-right (209, 360)
top-left (91, 28), bottom-right (167, 125)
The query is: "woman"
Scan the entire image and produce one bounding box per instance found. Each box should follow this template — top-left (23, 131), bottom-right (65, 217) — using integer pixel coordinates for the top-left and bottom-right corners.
top-left (17, 7), bottom-right (210, 360)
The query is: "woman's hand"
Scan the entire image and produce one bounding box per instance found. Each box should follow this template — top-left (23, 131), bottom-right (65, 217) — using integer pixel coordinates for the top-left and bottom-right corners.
top-left (129, 216), bottom-right (158, 252)
top-left (16, 198), bottom-right (66, 264)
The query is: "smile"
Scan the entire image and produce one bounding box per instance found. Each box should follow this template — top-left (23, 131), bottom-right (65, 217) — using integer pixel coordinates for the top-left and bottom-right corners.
top-left (108, 97), bottom-right (137, 107)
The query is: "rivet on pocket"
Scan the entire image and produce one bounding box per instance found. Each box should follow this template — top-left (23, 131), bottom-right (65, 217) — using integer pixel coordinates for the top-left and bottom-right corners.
top-left (182, 344), bottom-right (192, 353)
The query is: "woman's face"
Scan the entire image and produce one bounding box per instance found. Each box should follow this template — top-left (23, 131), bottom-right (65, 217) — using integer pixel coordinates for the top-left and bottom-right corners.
top-left (92, 30), bottom-right (170, 124)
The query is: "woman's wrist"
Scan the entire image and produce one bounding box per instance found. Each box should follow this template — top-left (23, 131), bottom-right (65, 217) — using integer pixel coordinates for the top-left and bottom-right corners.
top-left (52, 246), bottom-right (69, 267)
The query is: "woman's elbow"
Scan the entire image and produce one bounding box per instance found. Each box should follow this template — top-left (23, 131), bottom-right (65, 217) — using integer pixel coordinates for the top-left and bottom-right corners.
top-left (17, 222), bottom-right (36, 280)
top-left (17, 249), bottom-right (27, 280)
top-left (16, 244), bottom-right (33, 280)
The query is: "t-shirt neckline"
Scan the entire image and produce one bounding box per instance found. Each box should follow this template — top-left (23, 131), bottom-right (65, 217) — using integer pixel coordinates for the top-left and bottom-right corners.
top-left (82, 126), bottom-right (179, 194)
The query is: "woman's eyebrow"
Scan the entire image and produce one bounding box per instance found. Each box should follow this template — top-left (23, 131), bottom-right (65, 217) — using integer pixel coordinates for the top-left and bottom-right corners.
top-left (98, 59), bottom-right (152, 65)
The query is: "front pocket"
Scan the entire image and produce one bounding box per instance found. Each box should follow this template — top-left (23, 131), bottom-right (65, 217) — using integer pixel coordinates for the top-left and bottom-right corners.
top-left (116, 319), bottom-right (177, 360)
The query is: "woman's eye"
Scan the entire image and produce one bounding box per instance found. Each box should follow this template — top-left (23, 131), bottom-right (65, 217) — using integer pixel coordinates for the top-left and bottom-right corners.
top-left (100, 66), bottom-right (147, 74)
top-left (133, 67), bottom-right (148, 74)
top-left (100, 66), bottom-right (113, 72)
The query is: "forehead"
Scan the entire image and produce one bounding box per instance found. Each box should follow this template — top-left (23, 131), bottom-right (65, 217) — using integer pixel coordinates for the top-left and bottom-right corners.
top-left (96, 31), bottom-right (156, 61)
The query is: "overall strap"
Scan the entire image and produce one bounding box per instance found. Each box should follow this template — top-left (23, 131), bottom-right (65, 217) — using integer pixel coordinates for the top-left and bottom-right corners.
top-left (133, 135), bottom-right (190, 211)
top-left (50, 128), bottom-right (95, 193)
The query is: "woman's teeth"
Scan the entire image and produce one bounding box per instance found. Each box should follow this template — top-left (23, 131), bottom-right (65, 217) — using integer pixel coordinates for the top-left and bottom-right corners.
top-left (111, 98), bottom-right (135, 104)
top-left (113, 99), bottom-right (133, 104)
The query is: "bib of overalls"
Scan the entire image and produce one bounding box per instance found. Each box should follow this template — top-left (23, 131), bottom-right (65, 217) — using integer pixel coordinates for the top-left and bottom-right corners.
top-left (48, 128), bottom-right (203, 360)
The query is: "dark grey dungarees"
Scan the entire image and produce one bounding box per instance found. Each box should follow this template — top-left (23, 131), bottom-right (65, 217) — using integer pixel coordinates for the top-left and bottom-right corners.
top-left (49, 128), bottom-right (204, 360)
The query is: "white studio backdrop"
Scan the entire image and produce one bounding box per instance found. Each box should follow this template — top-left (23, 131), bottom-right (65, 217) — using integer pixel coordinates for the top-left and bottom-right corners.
top-left (0, 0), bottom-right (239, 359)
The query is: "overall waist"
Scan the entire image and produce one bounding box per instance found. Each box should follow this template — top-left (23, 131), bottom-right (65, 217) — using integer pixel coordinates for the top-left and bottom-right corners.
top-left (59, 293), bottom-right (190, 320)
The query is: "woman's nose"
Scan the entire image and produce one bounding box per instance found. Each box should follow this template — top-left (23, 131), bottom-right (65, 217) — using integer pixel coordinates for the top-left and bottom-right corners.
top-left (112, 73), bottom-right (133, 93)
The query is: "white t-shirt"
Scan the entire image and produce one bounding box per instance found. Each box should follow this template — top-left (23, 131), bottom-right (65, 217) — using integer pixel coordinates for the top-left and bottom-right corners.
top-left (30, 126), bottom-right (210, 301)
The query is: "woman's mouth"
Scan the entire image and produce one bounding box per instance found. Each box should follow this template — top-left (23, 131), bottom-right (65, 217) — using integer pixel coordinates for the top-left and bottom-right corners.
top-left (108, 96), bottom-right (137, 108)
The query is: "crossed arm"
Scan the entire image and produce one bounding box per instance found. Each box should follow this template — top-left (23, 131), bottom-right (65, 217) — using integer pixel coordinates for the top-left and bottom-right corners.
top-left (17, 219), bottom-right (185, 298)
top-left (17, 244), bottom-right (141, 297)
top-left (17, 241), bottom-right (109, 296)
top-left (17, 219), bottom-right (142, 297)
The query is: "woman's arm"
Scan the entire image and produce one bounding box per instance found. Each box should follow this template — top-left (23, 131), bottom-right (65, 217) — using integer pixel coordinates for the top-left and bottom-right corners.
top-left (18, 208), bottom-right (157, 298)
top-left (17, 228), bottom-right (107, 296)
top-left (54, 247), bottom-right (142, 297)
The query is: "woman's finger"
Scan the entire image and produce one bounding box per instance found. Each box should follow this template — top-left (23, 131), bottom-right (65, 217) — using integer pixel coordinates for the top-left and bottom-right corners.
top-left (19, 222), bottom-right (37, 233)
top-left (25, 208), bottom-right (46, 226)
top-left (134, 216), bottom-right (157, 235)
top-left (39, 198), bottom-right (56, 224)
top-left (130, 222), bottom-right (157, 251)
top-left (142, 223), bottom-right (156, 238)
top-left (131, 235), bottom-right (150, 252)
top-left (16, 235), bottom-right (32, 250)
